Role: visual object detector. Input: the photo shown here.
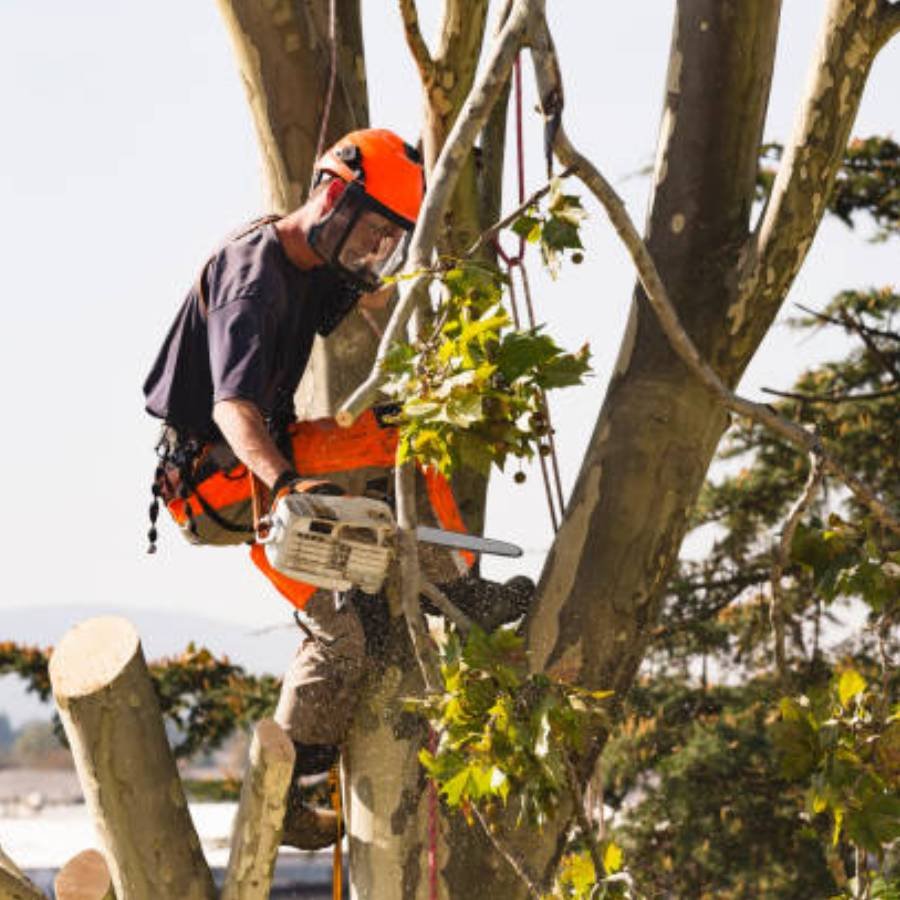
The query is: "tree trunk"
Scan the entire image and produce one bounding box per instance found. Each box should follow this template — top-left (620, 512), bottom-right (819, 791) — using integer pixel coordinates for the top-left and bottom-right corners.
top-left (214, 0), bottom-right (375, 418)
top-left (221, 719), bottom-right (295, 900)
top-left (54, 850), bottom-right (115, 900)
top-left (515, 0), bottom-right (889, 886)
top-left (342, 611), bottom-right (523, 899)
top-left (49, 617), bottom-right (215, 900)
top-left (214, 0), bottom-right (895, 894)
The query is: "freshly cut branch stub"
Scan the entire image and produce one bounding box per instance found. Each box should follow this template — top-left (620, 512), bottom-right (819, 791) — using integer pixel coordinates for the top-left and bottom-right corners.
top-left (54, 849), bottom-right (115, 900)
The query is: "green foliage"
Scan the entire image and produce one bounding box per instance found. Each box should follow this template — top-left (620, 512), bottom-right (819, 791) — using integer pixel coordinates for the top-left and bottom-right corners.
top-left (791, 514), bottom-right (900, 613)
top-left (149, 644), bottom-right (280, 757)
top-left (409, 624), bottom-right (611, 829)
top-left (604, 676), bottom-right (838, 898)
top-left (382, 257), bottom-right (590, 475)
top-left (0, 641), bottom-right (52, 701)
top-left (0, 641), bottom-right (280, 758)
top-left (771, 671), bottom-right (899, 859)
top-left (547, 844), bottom-right (633, 899)
top-left (511, 177), bottom-right (588, 277)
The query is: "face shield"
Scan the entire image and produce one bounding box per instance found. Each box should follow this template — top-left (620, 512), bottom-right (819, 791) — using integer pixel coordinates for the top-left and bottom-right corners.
top-left (308, 181), bottom-right (414, 291)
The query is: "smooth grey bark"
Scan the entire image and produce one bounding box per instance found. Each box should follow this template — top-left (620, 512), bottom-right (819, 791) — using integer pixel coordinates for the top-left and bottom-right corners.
top-left (529, 0), bottom-right (782, 694)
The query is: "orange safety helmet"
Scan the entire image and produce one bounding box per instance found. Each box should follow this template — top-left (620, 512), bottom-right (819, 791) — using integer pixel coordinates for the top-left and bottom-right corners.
top-left (308, 129), bottom-right (425, 289)
top-left (314, 129), bottom-right (424, 224)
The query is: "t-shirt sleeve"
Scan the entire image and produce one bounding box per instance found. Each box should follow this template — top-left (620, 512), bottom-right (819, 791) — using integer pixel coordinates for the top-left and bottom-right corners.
top-left (207, 293), bottom-right (272, 407)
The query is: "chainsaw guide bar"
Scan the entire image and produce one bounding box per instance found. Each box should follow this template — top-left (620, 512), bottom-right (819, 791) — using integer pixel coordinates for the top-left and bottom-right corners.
top-left (261, 493), bottom-right (523, 593)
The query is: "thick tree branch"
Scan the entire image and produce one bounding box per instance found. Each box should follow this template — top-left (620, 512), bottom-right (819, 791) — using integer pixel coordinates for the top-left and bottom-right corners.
top-left (528, 18), bottom-right (900, 540)
top-left (732, 0), bottom-right (885, 357)
top-left (770, 450), bottom-right (826, 685)
top-left (398, 0), bottom-right (434, 84)
top-left (338, 0), bottom-right (542, 425)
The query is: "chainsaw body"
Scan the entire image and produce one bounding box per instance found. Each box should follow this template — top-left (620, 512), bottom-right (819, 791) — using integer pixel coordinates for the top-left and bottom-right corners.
top-left (261, 493), bottom-right (395, 594)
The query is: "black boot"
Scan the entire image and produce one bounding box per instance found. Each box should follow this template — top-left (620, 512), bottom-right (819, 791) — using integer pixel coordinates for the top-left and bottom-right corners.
top-left (281, 744), bottom-right (342, 851)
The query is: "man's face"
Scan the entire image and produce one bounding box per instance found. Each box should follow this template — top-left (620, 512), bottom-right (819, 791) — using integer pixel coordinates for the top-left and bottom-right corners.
top-left (307, 177), bottom-right (410, 290)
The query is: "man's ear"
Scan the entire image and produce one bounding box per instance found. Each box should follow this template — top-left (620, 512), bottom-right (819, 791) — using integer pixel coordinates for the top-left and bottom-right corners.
top-left (314, 176), bottom-right (347, 215)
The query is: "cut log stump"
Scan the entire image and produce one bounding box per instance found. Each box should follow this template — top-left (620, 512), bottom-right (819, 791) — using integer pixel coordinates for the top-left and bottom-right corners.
top-left (221, 719), bottom-right (295, 900)
top-left (49, 616), bottom-right (215, 900)
top-left (54, 849), bottom-right (115, 900)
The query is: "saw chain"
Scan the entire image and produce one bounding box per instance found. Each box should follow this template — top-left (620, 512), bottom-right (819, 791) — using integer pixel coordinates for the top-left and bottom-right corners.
top-left (259, 493), bottom-right (522, 593)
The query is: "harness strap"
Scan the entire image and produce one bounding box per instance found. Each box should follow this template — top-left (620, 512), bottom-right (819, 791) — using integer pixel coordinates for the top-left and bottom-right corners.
top-left (183, 466), bottom-right (255, 535)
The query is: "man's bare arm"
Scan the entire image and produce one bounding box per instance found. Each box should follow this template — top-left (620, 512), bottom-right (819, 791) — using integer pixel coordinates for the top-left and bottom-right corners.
top-left (212, 399), bottom-right (293, 489)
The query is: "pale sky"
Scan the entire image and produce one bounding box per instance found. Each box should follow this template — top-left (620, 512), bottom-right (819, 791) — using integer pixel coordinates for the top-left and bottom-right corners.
top-left (0, 1), bottom-right (896, 651)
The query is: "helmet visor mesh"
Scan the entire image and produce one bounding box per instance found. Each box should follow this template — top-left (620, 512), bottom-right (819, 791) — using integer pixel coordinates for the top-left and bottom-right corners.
top-left (309, 181), bottom-right (410, 289)
top-left (336, 210), bottom-right (406, 285)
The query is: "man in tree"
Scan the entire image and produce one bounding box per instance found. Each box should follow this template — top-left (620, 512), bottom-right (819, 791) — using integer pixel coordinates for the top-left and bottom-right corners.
top-left (143, 128), bottom-right (427, 848)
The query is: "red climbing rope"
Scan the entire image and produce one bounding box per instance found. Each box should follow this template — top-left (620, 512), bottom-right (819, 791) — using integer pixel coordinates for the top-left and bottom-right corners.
top-left (493, 53), bottom-right (566, 532)
top-left (428, 728), bottom-right (439, 900)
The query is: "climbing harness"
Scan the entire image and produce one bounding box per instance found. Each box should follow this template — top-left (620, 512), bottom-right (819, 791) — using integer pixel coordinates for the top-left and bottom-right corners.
top-left (493, 53), bottom-right (566, 532)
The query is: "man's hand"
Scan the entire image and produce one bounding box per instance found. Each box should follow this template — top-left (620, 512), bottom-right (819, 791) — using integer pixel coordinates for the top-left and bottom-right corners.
top-left (212, 399), bottom-right (294, 489)
top-left (358, 282), bottom-right (395, 311)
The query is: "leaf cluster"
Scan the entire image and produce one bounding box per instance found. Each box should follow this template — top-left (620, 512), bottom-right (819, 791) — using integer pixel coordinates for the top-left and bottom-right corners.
top-left (548, 844), bottom-right (632, 899)
top-left (149, 643), bottom-right (280, 757)
top-left (771, 669), bottom-right (900, 858)
top-left (512, 177), bottom-right (588, 277)
top-left (382, 259), bottom-right (590, 475)
top-left (408, 624), bottom-right (611, 830)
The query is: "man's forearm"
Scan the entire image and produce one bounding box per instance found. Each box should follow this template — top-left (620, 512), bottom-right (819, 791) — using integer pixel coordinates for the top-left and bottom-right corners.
top-left (212, 399), bottom-right (293, 489)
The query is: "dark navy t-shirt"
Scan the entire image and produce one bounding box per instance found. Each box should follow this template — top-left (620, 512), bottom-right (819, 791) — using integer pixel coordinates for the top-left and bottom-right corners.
top-left (143, 222), bottom-right (359, 439)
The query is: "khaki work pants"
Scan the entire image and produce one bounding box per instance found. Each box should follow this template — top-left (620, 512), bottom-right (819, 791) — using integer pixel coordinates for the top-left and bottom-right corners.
top-left (274, 591), bottom-right (367, 747)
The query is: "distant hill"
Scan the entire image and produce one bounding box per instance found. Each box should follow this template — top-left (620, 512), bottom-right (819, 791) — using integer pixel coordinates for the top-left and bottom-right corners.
top-left (0, 606), bottom-right (300, 727)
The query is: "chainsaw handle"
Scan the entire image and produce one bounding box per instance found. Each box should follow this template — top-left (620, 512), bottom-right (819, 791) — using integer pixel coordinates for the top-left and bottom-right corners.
top-left (255, 515), bottom-right (280, 545)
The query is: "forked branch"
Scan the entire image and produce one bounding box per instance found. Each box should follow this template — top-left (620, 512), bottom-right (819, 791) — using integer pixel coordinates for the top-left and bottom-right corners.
top-left (337, 0), bottom-right (543, 426)
top-left (527, 16), bottom-right (900, 540)
top-left (734, 0), bottom-right (886, 349)
top-left (398, 0), bottom-right (434, 84)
